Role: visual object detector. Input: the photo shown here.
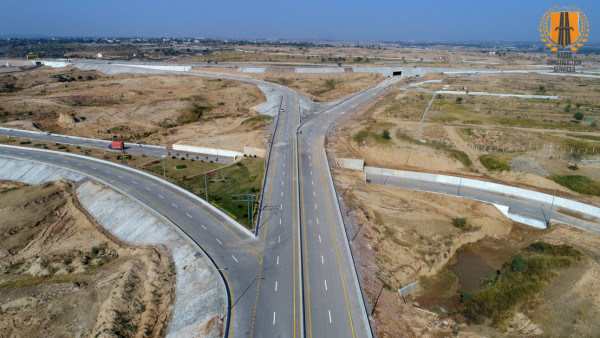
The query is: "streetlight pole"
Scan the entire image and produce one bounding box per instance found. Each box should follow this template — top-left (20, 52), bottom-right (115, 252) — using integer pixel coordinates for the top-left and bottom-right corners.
top-left (205, 170), bottom-right (209, 202)
top-left (215, 268), bottom-right (228, 323)
top-left (547, 189), bottom-right (557, 228)
top-left (363, 265), bottom-right (377, 319)
top-left (162, 155), bottom-right (167, 180)
top-left (458, 169), bottom-right (463, 196)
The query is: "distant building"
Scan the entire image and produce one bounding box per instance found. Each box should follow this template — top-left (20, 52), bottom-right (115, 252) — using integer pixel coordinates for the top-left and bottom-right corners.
top-left (97, 53), bottom-right (103, 58)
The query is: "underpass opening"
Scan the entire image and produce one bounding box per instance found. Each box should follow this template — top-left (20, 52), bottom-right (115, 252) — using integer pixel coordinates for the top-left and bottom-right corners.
top-left (392, 71), bottom-right (402, 76)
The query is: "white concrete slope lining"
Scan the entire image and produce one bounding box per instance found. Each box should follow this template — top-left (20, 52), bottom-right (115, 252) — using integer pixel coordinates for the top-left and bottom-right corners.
top-left (0, 157), bottom-right (226, 338)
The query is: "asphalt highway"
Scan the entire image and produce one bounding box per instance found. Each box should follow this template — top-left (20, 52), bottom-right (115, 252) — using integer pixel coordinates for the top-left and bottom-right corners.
top-left (5, 60), bottom-right (600, 338)
top-left (0, 127), bottom-right (233, 164)
top-left (0, 145), bottom-right (258, 337)
top-left (296, 79), bottom-right (399, 338)
top-left (367, 173), bottom-right (600, 234)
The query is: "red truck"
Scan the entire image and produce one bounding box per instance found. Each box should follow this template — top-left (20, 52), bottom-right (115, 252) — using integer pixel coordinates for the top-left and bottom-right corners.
top-left (108, 141), bottom-right (124, 150)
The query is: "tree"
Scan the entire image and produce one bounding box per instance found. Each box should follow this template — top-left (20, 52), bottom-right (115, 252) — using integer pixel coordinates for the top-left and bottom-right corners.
top-left (456, 97), bottom-right (463, 104)
top-left (539, 85), bottom-right (546, 94)
top-left (573, 112), bottom-right (584, 120)
top-left (382, 129), bottom-right (391, 140)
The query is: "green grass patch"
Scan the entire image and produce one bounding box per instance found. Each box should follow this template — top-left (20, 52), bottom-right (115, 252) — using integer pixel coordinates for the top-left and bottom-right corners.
top-left (479, 155), bottom-right (511, 172)
top-left (395, 130), bottom-right (472, 167)
top-left (567, 134), bottom-right (600, 142)
top-left (1, 138), bottom-right (16, 143)
top-left (144, 157), bottom-right (264, 229)
top-left (460, 242), bottom-right (582, 327)
top-left (240, 114), bottom-right (271, 131)
top-left (353, 122), bottom-right (396, 146)
top-left (548, 174), bottom-right (600, 196)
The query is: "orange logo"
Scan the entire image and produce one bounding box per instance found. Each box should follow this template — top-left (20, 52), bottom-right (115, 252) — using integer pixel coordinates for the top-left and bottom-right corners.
top-left (540, 6), bottom-right (589, 51)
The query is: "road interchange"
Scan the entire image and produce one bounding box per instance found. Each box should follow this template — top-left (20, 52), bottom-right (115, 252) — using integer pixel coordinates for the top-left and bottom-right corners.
top-left (1, 64), bottom-right (599, 338)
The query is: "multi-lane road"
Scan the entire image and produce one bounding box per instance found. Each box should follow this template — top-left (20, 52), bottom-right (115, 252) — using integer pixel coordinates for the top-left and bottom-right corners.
top-left (367, 173), bottom-right (600, 234)
top-left (2, 61), bottom-right (600, 338)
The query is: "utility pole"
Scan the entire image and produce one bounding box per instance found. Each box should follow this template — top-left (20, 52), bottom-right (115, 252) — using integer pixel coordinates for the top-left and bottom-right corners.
top-left (232, 193), bottom-right (261, 227)
top-left (205, 170), bottom-right (209, 202)
top-left (215, 268), bottom-right (228, 323)
top-left (162, 155), bottom-right (167, 180)
top-left (458, 169), bottom-right (463, 196)
top-left (547, 190), bottom-right (557, 228)
top-left (363, 265), bottom-right (377, 319)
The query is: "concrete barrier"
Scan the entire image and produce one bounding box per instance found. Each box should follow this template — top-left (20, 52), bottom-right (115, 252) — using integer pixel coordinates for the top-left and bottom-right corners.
top-left (338, 158), bottom-right (364, 170)
top-left (172, 144), bottom-right (243, 158)
top-left (111, 63), bottom-right (192, 72)
top-left (243, 145), bottom-right (265, 157)
top-left (365, 166), bottom-right (600, 219)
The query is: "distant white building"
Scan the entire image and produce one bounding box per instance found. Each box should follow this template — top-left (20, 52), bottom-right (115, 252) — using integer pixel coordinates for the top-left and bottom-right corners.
top-left (97, 53), bottom-right (103, 58)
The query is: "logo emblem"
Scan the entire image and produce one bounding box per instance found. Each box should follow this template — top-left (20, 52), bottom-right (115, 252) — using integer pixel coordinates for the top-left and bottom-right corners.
top-left (540, 6), bottom-right (589, 51)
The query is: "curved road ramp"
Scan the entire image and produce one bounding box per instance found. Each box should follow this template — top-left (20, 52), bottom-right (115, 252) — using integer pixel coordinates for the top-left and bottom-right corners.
top-left (0, 157), bottom-right (226, 337)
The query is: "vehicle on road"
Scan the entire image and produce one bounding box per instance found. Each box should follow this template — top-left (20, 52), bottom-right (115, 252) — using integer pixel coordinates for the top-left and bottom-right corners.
top-left (108, 141), bottom-right (125, 150)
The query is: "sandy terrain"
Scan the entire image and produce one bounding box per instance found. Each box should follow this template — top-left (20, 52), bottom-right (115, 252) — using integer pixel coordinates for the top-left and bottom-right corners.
top-left (330, 73), bottom-right (600, 206)
top-left (338, 168), bottom-right (600, 337)
top-left (0, 66), bottom-right (268, 150)
top-left (0, 180), bottom-right (175, 337)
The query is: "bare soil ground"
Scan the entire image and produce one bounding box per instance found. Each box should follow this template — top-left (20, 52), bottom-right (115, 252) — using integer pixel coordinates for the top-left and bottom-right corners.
top-left (0, 66), bottom-right (268, 150)
top-left (251, 72), bottom-right (383, 102)
top-left (0, 180), bottom-right (175, 337)
top-left (331, 73), bottom-right (600, 205)
top-left (339, 169), bottom-right (600, 337)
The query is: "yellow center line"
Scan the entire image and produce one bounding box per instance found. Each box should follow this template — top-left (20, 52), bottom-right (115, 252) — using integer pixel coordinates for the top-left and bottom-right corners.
top-left (250, 103), bottom-right (285, 337)
top-left (298, 135), bottom-right (314, 337)
top-left (292, 99), bottom-right (298, 338)
top-left (30, 151), bottom-right (262, 262)
top-left (316, 120), bottom-right (356, 337)
top-left (10, 157), bottom-right (239, 338)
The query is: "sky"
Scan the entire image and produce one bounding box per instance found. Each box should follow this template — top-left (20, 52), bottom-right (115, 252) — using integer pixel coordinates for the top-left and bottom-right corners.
top-left (0, 0), bottom-right (597, 42)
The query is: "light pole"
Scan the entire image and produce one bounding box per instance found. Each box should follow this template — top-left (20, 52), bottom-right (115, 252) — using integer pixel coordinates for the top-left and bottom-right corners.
top-left (363, 265), bottom-right (377, 319)
top-left (204, 170), bottom-right (209, 202)
top-left (547, 189), bottom-right (557, 228)
top-left (161, 155), bottom-right (167, 180)
top-left (215, 268), bottom-right (228, 323)
top-left (458, 169), bottom-right (463, 196)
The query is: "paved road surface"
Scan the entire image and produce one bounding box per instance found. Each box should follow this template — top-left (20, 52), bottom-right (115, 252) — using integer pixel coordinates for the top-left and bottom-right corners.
top-left (367, 173), bottom-right (600, 234)
top-left (0, 145), bottom-right (259, 337)
top-left (0, 127), bottom-right (233, 163)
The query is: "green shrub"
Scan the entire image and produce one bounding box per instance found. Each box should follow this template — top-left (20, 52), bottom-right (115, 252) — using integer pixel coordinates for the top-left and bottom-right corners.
top-left (460, 242), bottom-right (582, 327)
top-left (176, 164), bottom-right (187, 169)
top-left (382, 129), bottom-right (391, 140)
top-left (549, 174), bottom-right (600, 196)
top-left (479, 155), bottom-right (511, 172)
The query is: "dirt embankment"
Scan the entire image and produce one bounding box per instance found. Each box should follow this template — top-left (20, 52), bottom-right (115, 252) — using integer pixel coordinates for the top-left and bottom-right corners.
top-left (0, 66), bottom-right (268, 150)
top-left (0, 180), bottom-right (175, 337)
top-left (340, 166), bottom-right (600, 337)
top-left (252, 72), bottom-right (383, 102)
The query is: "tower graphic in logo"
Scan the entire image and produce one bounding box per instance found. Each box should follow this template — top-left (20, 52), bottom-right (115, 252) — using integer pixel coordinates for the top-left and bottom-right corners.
top-left (540, 6), bottom-right (589, 51)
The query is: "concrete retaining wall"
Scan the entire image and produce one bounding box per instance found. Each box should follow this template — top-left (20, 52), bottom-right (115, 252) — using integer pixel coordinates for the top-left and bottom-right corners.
top-left (364, 166), bottom-right (600, 219)
top-left (295, 67), bottom-right (345, 74)
top-left (111, 63), bottom-right (192, 72)
top-left (338, 158), bottom-right (364, 170)
top-left (243, 145), bottom-right (265, 157)
top-left (172, 144), bottom-right (243, 158)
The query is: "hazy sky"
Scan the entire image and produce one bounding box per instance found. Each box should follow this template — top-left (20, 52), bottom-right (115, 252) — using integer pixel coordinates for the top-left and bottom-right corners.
top-left (1, 0), bottom-right (597, 42)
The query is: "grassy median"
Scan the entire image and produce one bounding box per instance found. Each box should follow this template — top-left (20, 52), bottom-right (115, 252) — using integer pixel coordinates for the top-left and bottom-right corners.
top-left (144, 156), bottom-right (264, 229)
